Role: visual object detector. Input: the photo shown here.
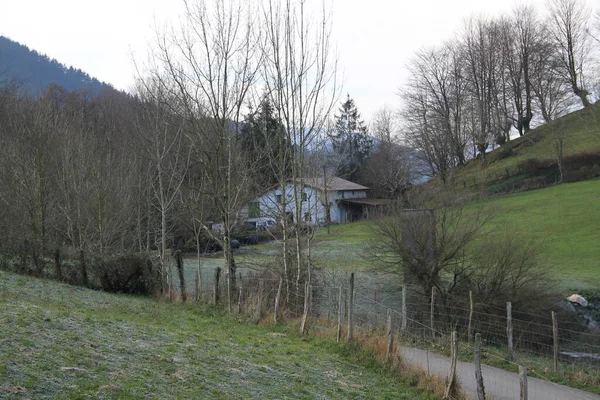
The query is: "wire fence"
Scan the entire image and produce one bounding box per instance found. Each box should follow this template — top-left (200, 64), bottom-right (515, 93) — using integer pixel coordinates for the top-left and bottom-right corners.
top-left (174, 266), bottom-right (600, 400)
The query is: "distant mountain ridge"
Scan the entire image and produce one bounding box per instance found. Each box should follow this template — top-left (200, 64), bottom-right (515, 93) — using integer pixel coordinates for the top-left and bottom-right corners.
top-left (0, 35), bottom-right (114, 95)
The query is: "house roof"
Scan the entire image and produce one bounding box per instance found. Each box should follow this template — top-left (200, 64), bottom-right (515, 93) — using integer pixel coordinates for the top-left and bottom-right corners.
top-left (301, 177), bottom-right (369, 192)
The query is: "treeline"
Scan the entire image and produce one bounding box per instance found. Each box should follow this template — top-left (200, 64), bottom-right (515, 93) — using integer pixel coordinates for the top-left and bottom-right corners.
top-left (401, 0), bottom-right (599, 182)
top-left (0, 36), bottom-right (113, 96)
top-left (0, 0), bottom-right (342, 303)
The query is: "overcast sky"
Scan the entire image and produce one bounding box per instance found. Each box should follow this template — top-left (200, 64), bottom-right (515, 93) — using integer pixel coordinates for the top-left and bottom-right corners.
top-left (0, 0), bottom-right (560, 122)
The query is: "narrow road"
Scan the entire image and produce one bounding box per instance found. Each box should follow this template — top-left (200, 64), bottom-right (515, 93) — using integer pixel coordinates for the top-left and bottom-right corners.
top-left (399, 347), bottom-right (600, 400)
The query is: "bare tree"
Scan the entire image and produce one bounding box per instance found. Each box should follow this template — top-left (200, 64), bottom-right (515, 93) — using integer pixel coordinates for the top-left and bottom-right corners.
top-left (461, 17), bottom-right (507, 165)
top-left (500, 6), bottom-right (541, 135)
top-left (361, 106), bottom-right (413, 198)
top-left (134, 80), bottom-right (190, 296)
top-left (530, 24), bottom-right (574, 123)
top-left (144, 0), bottom-right (260, 307)
top-left (547, 0), bottom-right (593, 108)
top-left (260, 0), bottom-right (338, 290)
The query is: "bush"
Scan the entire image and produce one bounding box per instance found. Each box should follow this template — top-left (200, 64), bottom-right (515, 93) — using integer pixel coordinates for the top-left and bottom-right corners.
top-left (516, 157), bottom-right (554, 174)
top-left (93, 254), bottom-right (160, 295)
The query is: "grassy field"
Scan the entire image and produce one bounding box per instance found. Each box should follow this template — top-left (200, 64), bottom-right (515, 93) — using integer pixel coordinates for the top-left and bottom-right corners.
top-left (454, 104), bottom-right (600, 188)
top-left (0, 270), bottom-right (434, 399)
top-left (477, 178), bottom-right (600, 290)
top-left (199, 178), bottom-right (600, 292)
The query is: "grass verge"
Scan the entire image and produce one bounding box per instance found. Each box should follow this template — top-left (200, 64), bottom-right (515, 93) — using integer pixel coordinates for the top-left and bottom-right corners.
top-left (0, 270), bottom-right (433, 399)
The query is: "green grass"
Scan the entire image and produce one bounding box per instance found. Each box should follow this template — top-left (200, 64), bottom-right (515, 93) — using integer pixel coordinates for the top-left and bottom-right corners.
top-left (455, 104), bottom-right (600, 187)
top-left (0, 270), bottom-right (433, 399)
top-left (221, 179), bottom-right (600, 292)
top-left (476, 179), bottom-right (600, 290)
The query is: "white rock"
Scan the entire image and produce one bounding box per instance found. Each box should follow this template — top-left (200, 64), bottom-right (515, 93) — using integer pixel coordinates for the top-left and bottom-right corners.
top-left (567, 294), bottom-right (588, 307)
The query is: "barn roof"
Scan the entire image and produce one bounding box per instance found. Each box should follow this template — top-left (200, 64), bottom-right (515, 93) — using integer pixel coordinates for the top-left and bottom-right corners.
top-left (301, 177), bottom-right (368, 192)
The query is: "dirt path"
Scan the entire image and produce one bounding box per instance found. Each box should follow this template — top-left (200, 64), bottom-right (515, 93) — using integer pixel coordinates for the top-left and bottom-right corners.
top-left (399, 347), bottom-right (600, 400)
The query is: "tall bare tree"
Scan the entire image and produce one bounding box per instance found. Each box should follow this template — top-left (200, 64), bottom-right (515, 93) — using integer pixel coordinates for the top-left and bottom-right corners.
top-left (260, 0), bottom-right (338, 289)
top-left (547, 0), bottom-right (593, 108)
top-left (145, 0), bottom-right (260, 307)
top-left (134, 80), bottom-right (190, 296)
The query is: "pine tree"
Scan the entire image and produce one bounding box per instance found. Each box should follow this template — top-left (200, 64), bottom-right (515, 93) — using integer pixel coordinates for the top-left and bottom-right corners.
top-left (331, 94), bottom-right (373, 182)
top-left (240, 97), bottom-right (292, 192)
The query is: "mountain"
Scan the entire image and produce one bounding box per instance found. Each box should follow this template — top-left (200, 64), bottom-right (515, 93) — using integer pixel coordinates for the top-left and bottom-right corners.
top-left (0, 35), bottom-right (114, 95)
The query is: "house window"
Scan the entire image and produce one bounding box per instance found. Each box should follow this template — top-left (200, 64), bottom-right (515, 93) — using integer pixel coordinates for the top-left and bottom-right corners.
top-left (276, 194), bottom-right (282, 204)
top-left (302, 192), bottom-right (308, 201)
top-left (248, 201), bottom-right (260, 218)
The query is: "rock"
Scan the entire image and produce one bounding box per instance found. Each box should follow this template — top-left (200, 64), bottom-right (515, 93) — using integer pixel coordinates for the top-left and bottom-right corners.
top-left (567, 294), bottom-right (588, 307)
top-left (556, 299), bottom-right (577, 314)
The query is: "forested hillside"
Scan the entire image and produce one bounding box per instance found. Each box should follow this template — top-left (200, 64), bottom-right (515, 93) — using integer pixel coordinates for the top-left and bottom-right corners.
top-left (0, 36), bottom-right (113, 95)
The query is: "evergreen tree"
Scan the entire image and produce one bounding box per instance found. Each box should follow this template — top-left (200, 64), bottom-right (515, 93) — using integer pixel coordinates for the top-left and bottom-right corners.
top-left (240, 97), bottom-right (291, 192)
top-left (331, 94), bottom-right (373, 182)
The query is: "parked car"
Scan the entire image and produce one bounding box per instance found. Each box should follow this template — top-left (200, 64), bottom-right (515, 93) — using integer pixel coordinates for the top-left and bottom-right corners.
top-left (244, 217), bottom-right (276, 231)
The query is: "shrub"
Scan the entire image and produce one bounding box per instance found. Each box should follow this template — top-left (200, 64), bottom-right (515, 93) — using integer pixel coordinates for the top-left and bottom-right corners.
top-left (93, 254), bottom-right (160, 295)
top-left (516, 157), bottom-right (554, 174)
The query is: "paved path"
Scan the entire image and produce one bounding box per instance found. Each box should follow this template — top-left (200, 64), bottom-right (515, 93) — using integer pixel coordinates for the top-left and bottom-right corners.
top-left (399, 347), bottom-right (600, 400)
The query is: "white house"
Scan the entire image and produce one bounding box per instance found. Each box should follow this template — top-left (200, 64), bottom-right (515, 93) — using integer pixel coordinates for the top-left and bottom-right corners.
top-left (239, 177), bottom-right (375, 225)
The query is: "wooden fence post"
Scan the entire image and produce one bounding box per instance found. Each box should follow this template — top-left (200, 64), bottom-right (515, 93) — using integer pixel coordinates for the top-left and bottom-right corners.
top-left (175, 250), bottom-right (186, 302)
top-left (519, 365), bottom-right (528, 400)
top-left (79, 249), bottom-right (88, 288)
top-left (195, 267), bottom-right (200, 302)
top-left (373, 286), bottom-right (378, 325)
top-left (237, 284), bottom-right (243, 314)
top-left (474, 333), bottom-right (486, 400)
top-left (347, 273), bottom-right (355, 341)
top-left (552, 311), bottom-right (559, 373)
top-left (300, 282), bottom-right (310, 335)
top-left (54, 248), bottom-right (62, 281)
top-left (255, 280), bottom-right (264, 323)
top-left (468, 290), bottom-right (474, 343)
top-left (430, 286), bottom-right (436, 339)
top-left (401, 285), bottom-right (407, 331)
top-left (274, 278), bottom-right (283, 324)
top-left (386, 308), bottom-right (393, 360)
top-left (213, 267), bottom-right (221, 305)
top-left (444, 331), bottom-right (459, 399)
top-left (507, 301), bottom-right (514, 361)
top-left (337, 286), bottom-right (343, 342)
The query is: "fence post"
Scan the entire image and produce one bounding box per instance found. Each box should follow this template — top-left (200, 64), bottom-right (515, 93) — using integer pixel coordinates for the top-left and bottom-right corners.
top-left (213, 267), bottom-right (221, 305)
top-left (386, 308), bottom-right (393, 360)
top-left (507, 301), bottom-right (514, 361)
top-left (274, 278), bottom-right (283, 323)
top-left (337, 286), bottom-right (343, 342)
top-left (552, 311), bottom-right (559, 373)
top-left (373, 286), bottom-right (378, 325)
top-left (300, 281), bottom-right (310, 335)
top-left (255, 279), bottom-right (264, 323)
top-left (519, 365), bottom-right (528, 400)
top-left (54, 248), bottom-right (62, 281)
top-left (430, 286), bottom-right (436, 339)
top-left (195, 267), bottom-right (200, 302)
top-left (474, 333), bottom-right (486, 400)
top-left (444, 330), bottom-right (459, 399)
top-left (175, 250), bottom-right (186, 302)
top-left (237, 284), bottom-right (243, 314)
top-left (468, 290), bottom-right (474, 343)
top-left (401, 285), bottom-right (407, 331)
top-left (347, 273), bottom-right (354, 341)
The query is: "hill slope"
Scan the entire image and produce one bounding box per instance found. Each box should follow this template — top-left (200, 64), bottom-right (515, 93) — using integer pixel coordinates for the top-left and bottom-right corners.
top-left (0, 36), bottom-right (113, 95)
top-left (454, 104), bottom-right (600, 193)
top-left (0, 270), bottom-right (430, 399)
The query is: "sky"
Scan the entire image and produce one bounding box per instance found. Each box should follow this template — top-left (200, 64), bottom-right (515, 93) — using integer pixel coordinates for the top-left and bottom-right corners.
top-left (0, 0), bottom-right (555, 123)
